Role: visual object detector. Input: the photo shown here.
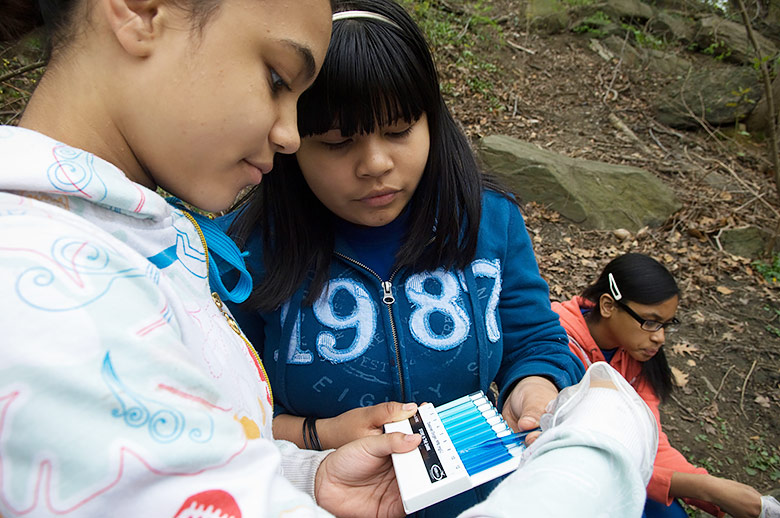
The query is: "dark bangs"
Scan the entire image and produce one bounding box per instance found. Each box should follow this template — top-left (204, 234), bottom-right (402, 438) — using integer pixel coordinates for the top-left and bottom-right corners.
top-left (296, 17), bottom-right (437, 137)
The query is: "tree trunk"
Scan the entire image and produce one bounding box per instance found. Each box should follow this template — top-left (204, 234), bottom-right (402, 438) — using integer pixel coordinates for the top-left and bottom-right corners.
top-left (747, 71), bottom-right (780, 135)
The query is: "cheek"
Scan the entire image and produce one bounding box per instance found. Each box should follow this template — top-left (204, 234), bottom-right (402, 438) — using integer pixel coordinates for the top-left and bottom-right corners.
top-left (622, 333), bottom-right (649, 355)
top-left (405, 146), bottom-right (429, 186)
top-left (613, 321), bottom-right (644, 351)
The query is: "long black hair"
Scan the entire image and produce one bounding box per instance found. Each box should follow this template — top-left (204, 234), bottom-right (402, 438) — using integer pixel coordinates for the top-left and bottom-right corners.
top-left (581, 253), bottom-right (679, 402)
top-left (230, 0), bottom-right (516, 311)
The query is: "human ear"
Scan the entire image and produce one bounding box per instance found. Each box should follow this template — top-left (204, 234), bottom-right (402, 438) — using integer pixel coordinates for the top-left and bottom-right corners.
top-left (102, 0), bottom-right (163, 57)
top-left (599, 294), bottom-right (616, 319)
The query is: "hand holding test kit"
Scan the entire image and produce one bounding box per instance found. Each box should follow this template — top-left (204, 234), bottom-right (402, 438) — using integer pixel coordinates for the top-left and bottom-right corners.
top-left (384, 391), bottom-right (532, 514)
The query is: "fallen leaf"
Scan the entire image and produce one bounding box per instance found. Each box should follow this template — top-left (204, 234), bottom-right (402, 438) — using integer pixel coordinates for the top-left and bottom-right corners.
top-left (716, 286), bottom-right (733, 295)
top-left (671, 342), bottom-right (700, 356)
top-left (755, 395), bottom-right (771, 408)
top-left (671, 366), bottom-right (689, 388)
top-left (687, 359), bottom-right (697, 366)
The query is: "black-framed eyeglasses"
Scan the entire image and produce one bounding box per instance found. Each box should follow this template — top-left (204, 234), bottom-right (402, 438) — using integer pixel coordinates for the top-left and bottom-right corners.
top-left (617, 300), bottom-right (680, 332)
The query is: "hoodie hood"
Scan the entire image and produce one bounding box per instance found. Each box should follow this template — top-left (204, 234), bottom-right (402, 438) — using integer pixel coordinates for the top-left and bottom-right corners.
top-left (0, 126), bottom-right (168, 220)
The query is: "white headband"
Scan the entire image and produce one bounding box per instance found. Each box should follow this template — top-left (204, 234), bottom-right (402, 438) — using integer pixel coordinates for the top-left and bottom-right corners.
top-left (332, 10), bottom-right (400, 29)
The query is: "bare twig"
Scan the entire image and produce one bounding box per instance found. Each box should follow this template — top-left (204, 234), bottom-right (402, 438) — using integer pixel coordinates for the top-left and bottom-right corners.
top-left (671, 394), bottom-right (699, 419)
top-left (0, 60), bottom-right (45, 84)
top-left (648, 127), bottom-right (669, 154)
top-left (608, 113), bottom-right (654, 156)
top-left (712, 365), bottom-right (734, 403)
top-left (507, 39), bottom-right (536, 55)
top-left (456, 17), bottom-right (472, 40)
top-left (701, 155), bottom-right (780, 220)
top-left (603, 30), bottom-right (629, 104)
top-left (734, 0), bottom-right (779, 197)
top-left (740, 358), bottom-right (758, 417)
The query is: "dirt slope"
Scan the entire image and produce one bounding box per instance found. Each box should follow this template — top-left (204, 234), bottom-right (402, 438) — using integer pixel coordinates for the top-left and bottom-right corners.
top-left (428, 0), bottom-right (780, 506)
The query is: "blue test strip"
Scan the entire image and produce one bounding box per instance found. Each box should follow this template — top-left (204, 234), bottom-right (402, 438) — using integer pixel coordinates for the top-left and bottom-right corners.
top-left (438, 392), bottom-right (524, 476)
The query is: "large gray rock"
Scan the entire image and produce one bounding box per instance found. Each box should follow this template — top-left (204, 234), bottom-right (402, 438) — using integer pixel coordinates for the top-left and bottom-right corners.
top-left (654, 65), bottom-right (762, 128)
top-left (525, 0), bottom-right (570, 34)
top-left (478, 135), bottom-right (681, 231)
top-left (694, 15), bottom-right (778, 65)
top-left (647, 10), bottom-right (696, 43)
top-left (718, 226), bottom-right (780, 257)
top-left (602, 0), bottom-right (655, 21)
top-left (599, 36), bottom-right (692, 76)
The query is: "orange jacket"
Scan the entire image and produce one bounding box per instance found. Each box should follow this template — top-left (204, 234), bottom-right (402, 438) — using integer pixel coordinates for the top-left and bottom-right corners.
top-left (552, 297), bottom-right (723, 517)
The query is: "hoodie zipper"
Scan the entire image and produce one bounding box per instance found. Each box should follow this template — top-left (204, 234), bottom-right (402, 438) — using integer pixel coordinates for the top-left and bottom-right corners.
top-left (182, 210), bottom-right (273, 405)
top-left (334, 252), bottom-right (405, 402)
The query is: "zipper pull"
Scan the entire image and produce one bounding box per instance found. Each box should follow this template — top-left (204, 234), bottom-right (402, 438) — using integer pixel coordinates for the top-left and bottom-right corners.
top-left (381, 280), bottom-right (395, 305)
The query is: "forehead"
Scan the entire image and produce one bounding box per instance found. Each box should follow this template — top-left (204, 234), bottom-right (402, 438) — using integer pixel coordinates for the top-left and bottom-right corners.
top-left (631, 295), bottom-right (679, 319)
top-left (206, 0), bottom-right (331, 62)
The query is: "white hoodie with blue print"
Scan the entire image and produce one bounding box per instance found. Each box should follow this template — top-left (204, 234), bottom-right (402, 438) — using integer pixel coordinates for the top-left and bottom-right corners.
top-left (0, 126), bottom-right (329, 518)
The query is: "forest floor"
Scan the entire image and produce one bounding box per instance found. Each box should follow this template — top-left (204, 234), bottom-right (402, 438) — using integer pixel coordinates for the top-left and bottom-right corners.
top-left (2, 1), bottom-right (780, 513)
top-left (421, 0), bottom-right (780, 510)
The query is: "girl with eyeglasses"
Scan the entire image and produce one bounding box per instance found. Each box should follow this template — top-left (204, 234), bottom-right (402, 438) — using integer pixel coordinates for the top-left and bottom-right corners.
top-left (552, 253), bottom-right (773, 518)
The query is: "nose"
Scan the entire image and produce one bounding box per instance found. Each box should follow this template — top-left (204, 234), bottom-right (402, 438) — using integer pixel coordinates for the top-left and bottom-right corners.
top-left (269, 102), bottom-right (301, 155)
top-left (650, 328), bottom-right (665, 345)
top-left (356, 136), bottom-right (393, 178)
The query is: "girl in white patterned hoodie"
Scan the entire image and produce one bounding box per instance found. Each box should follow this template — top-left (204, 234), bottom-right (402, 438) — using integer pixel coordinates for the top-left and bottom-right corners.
top-left (0, 0), bottom-right (662, 516)
top-left (0, 0), bottom-right (431, 516)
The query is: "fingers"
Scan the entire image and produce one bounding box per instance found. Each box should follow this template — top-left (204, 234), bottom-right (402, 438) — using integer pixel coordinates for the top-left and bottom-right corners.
top-left (374, 401), bottom-right (418, 426)
top-left (514, 377), bottom-right (558, 427)
top-left (521, 429), bottom-right (542, 445)
top-left (517, 414), bottom-right (542, 432)
top-left (360, 431), bottom-right (421, 458)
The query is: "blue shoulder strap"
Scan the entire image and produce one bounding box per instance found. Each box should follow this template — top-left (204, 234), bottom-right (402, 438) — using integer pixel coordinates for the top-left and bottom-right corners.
top-left (168, 198), bottom-right (253, 303)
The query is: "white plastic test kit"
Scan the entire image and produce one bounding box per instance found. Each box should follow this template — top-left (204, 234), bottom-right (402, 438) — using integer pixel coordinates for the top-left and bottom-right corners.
top-left (383, 391), bottom-right (528, 514)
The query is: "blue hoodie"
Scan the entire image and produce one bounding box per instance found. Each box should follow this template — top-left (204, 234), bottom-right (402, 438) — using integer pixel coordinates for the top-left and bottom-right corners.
top-left (223, 190), bottom-right (584, 516)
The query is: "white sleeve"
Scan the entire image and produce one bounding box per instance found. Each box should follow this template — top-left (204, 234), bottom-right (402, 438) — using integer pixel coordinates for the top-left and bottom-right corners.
top-left (459, 362), bottom-right (657, 518)
top-left (276, 440), bottom-right (332, 499)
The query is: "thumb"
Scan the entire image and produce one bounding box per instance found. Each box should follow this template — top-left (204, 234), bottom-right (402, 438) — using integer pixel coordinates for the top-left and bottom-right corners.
top-left (359, 431), bottom-right (422, 458)
top-left (517, 414), bottom-right (541, 431)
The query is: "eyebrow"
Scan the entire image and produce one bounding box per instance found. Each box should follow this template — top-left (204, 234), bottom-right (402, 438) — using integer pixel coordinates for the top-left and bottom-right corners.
top-left (283, 39), bottom-right (316, 82)
top-left (624, 302), bottom-right (670, 323)
top-left (643, 311), bottom-right (676, 323)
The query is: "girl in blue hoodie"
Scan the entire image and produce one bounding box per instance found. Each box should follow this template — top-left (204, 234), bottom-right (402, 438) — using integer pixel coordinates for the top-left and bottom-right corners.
top-left (224, 0), bottom-right (584, 514)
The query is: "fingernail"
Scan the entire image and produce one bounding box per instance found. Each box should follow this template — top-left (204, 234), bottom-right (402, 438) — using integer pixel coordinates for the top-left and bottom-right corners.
top-left (404, 433), bottom-right (419, 442)
top-left (403, 403), bottom-right (417, 411)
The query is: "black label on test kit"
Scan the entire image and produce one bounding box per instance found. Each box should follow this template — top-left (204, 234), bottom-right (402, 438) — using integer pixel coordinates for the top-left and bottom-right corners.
top-left (409, 412), bottom-right (447, 483)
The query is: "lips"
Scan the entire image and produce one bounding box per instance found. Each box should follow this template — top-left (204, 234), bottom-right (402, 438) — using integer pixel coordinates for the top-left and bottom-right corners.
top-left (243, 159), bottom-right (272, 185)
top-left (245, 159), bottom-right (272, 175)
top-left (358, 187), bottom-right (400, 206)
top-left (359, 189), bottom-right (399, 208)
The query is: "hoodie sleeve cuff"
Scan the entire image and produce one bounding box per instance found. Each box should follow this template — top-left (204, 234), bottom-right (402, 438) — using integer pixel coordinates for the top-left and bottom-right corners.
top-left (275, 439), bottom-right (333, 501)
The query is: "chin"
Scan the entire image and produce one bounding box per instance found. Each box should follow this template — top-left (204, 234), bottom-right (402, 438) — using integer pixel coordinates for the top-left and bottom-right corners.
top-left (186, 194), bottom-right (235, 214)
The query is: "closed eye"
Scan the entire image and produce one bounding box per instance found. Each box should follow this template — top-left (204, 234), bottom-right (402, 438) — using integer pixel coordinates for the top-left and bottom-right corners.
top-left (322, 138), bottom-right (352, 150)
top-left (269, 67), bottom-right (291, 94)
top-left (387, 126), bottom-right (413, 139)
